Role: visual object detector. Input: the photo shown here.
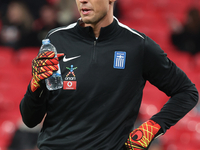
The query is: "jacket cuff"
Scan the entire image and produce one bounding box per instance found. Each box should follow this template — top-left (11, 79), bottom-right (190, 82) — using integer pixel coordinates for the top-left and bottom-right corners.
top-left (26, 82), bottom-right (47, 104)
top-left (150, 117), bottom-right (165, 134)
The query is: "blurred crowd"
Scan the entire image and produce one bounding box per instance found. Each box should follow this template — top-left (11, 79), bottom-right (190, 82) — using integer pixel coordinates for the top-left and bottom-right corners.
top-left (0, 0), bottom-right (79, 50)
top-left (170, 7), bottom-right (200, 56)
top-left (170, 7), bottom-right (200, 68)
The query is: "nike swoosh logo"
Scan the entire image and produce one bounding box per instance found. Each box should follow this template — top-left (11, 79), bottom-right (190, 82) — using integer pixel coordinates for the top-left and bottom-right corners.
top-left (63, 55), bottom-right (81, 62)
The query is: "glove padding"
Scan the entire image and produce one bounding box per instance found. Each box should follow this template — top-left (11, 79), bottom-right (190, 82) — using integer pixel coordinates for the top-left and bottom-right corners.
top-left (30, 51), bottom-right (64, 92)
top-left (125, 120), bottom-right (161, 150)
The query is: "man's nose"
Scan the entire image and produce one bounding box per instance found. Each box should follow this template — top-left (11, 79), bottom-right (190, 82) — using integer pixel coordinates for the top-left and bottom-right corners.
top-left (79, 0), bottom-right (88, 3)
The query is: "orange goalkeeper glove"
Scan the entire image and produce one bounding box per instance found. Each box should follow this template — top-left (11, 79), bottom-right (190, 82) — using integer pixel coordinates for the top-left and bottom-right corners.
top-left (125, 120), bottom-right (161, 150)
top-left (30, 51), bottom-right (64, 92)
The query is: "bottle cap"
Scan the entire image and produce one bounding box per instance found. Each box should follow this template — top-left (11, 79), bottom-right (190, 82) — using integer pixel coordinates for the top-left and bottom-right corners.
top-left (42, 39), bottom-right (50, 45)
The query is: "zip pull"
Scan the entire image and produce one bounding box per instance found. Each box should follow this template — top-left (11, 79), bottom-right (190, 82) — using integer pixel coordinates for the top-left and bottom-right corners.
top-left (94, 40), bottom-right (97, 46)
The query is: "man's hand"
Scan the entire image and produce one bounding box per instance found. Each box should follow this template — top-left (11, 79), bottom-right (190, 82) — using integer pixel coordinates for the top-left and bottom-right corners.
top-left (30, 51), bottom-right (64, 92)
top-left (125, 120), bottom-right (161, 150)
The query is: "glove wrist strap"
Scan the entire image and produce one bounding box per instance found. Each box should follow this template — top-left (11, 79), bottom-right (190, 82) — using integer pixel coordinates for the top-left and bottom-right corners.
top-left (125, 120), bottom-right (161, 150)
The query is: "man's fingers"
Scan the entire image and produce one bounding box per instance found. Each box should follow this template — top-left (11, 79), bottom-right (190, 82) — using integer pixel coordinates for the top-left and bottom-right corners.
top-left (36, 71), bottom-right (54, 82)
top-left (35, 52), bottom-right (64, 65)
top-left (35, 58), bottom-right (59, 66)
top-left (37, 65), bottom-right (58, 73)
top-left (37, 51), bottom-right (55, 59)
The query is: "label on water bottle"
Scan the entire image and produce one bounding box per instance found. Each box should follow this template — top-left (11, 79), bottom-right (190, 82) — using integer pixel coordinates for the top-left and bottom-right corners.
top-left (57, 64), bottom-right (61, 74)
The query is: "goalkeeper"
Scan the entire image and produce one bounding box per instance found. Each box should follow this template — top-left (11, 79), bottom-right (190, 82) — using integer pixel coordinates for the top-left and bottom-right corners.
top-left (20, 0), bottom-right (199, 149)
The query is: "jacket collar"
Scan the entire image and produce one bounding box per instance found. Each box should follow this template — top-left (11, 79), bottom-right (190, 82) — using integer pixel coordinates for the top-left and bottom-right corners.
top-left (75, 17), bottom-right (120, 41)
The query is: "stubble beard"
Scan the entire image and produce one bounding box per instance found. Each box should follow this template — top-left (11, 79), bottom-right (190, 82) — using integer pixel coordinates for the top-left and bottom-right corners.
top-left (81, 11), bottom-right (108, 26)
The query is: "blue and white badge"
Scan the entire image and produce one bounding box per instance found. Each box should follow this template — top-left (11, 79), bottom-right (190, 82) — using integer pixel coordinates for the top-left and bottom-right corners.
top-left (113, 51), bottom-right (126, 69)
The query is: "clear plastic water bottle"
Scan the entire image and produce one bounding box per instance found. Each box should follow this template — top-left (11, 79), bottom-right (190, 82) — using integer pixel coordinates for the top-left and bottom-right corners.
top-left (39, 39), bottom-right (63, 90)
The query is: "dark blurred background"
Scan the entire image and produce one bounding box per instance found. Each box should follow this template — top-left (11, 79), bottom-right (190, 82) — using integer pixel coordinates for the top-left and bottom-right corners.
top-left (0, 0), bottom-right (200, 150)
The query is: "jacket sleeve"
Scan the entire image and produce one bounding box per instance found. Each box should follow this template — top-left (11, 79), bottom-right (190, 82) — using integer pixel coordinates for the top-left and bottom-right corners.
top-left (20, 84), bottom-right (48, 128)
top-left (142, 36), bottom-right (199, 133)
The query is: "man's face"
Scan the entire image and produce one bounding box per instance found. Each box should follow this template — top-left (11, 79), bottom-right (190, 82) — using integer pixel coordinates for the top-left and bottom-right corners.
top-left (76, 0), bottom-right (110, 25)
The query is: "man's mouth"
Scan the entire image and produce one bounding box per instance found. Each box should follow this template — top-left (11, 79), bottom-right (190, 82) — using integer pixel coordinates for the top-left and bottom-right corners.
top-left (81, 8), bottom-right (91, 15)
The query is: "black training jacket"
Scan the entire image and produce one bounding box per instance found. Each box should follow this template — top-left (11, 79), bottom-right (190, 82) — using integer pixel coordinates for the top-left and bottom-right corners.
top-left (20, 17), bottom-right (199, 150)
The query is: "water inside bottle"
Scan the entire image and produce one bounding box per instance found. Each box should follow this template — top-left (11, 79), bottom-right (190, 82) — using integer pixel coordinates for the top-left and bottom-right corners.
top-left (45, 73), bottom-right (63, 90)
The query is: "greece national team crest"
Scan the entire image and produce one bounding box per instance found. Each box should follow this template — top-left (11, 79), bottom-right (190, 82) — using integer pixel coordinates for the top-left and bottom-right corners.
top-left (113, 51), bottom-right (126, 69)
